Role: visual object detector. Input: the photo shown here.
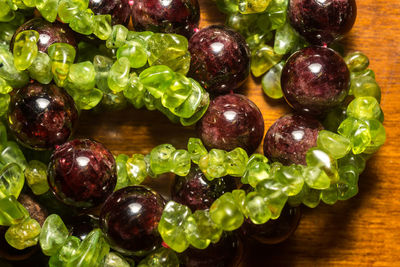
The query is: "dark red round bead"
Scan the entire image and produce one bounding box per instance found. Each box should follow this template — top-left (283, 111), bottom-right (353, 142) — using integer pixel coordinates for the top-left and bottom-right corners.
top-left (188, 25), bottom-right (250, 94)
top-left (288, 0), bottom-right (357, 45)
top-left (263, 114), bottom-right (323, 165)
top-left (48, 139), bottom-right (117, 208)
top-left (281, 46), bottom-right (350, 115)
top-left (100, 186), bottom-right (165, 256)
top-left (8, 82), bottom-right (78, 150)
top-left (197, 93), bottom-right (264, 154)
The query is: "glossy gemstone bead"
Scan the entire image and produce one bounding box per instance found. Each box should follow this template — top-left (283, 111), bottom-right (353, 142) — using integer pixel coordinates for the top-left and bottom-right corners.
top-left (67, 61), bottom-right (96, 91)
top-left (131, 0), bottom-right (200, 38)
top-left (288, 0), bottom-right (357, 45)
top-left (347, 96), bottom-right (382, 120)
top-left (263, 114), bottom-right (323, 165)
top-left (274, 22), bottom-right (299, 55)
top-left (350, 75), bottom-right (381, 101)
top-left (5, 218), bottom-right (41, 250)
top-left (188, 25), bottom-right (251, 94)
top-left (107, 57), bottom-right (130, 92)
top-left (338, 117), bottom-right (371, 154)
top-left (57, 0), bottom-right (88, 24)
top-left (344, 51), bottom-right (369, 72)
top-left (48, 235), bottom-right (81, 266)
top-left (149, 144), bottom-right (176, 175)
top-left (48, 139), bottom-right (117, 208)
top-left (36, 0), bottom-right (59, 22)
top-left (138, 247), bottom-right (179, 267)
top-left (0, 225), bottom-right (38, 261)
top-left (305, 147), bottom-right (339, 189)
top-left (48, 43), bottom-right (76, 86)
top-left (197, 94), bottom-right (264, 154)
top-left (198, 149), bottom-right (228, 180)
top-left (251, 44), bottom-right (282, 77)
top-left (70, 9), bottom-right (95, 35)
top-left (255, 178), bottom-right (287, 219)
top-left (39, 214), bottom-right (69, 256)
top-left (13, 30), bottom-right (39, 71)
top-left (242, 154), bottom-right (271, 187)
top-left (262, 61), bottom-right (284, 99)
top-left (0, 141), bottom-right (27, 169)
top-left (0, 163), bottom-right (24, 199)
top-left (281, 46), bottom-right (350, 115)
top-left (8, 82), bottom-right (78, 150)
top-left (125, 154), bottom-right (148, 185)
top-left (210, 192), bottom-right (244, 231)
top-left (0, 196), bottom-right (29, 226)
top-left (238, 0), bottom-right (271, 14)
top-left (27, 52), bottom-right (53, 84)
top-left (187, 138), bottom-right (208, 164)
top-left (0, 46), bottom-right (29, 88)
top-left (117, 41), bottom-right (148, 69)
top-left (317, 130), bottom-right (351, 159)
top-left (93, 14), bottom-right (113, 40)
top-left (100, 186), bottom-right (165, 256)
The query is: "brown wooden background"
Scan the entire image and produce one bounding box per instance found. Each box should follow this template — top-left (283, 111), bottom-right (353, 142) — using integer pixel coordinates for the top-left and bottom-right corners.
top-left (75, 0), bottom-right (400, 266)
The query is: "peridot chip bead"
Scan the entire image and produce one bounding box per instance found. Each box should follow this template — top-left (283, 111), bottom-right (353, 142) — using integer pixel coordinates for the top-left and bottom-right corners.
top-left (158, 201), bottom-right (191, 253)
top-left (0, 46), bottom-right (29, 88)
top-left (0, 93), bottom-right (10, 117)
top-left (36, 0), bottom-right (59, 22)
top-left (117, 41), bottom-right (148, 69)
top-left (305, 148), bottom-right (339, 187)
top-left (338, 153), bottom-right (366, 174)
top-left (170, 149), bottom-right (191, 176)
top-left (209, 192), bottom-right (244, 231)
top-left (93, 14), bottom-right (112, 40)
top-left (39, 214), bottom-right (69, 256)
top-left (138, 247), bottom-right (179, 267)
top-left (0, 141), bottom-right (27, 169)
top-left (13, 30), bottom-right (39, 71)
top-left (275, 165), bottom-right (304, 196)
top-left (337, 165), bottom-right (359, 200)
top-left (106, 25), bottom-right (128, 49)
top-left (301, 184), bottom-right (321, 208)
top-left (49, 235), bottom-right (81, 266)
top-left (187, 138), bottom-right (208, 164)
top-left (238, 0), bottom-right (271, 14)
top-left (107, 57), bottom-right (130, 92)
top-left (262, 61), bottom-right (284, 99)
top-left (317, 130), bottom-right (351, 159)
top-left (198, 149), bottom-right (227, 180)
top-left (115, 154), bottom-right (129, 190)
top-left (338, 117), bottom-right (371, 154)
top-left (251, 45), bottom-right (282, 77)
top-left (225, 147), bottom-right (248, 177)
top-left (364, 119), bottom-right (386, 154)
top-left (171, 78), bottom-right (205, 118)
top-left (162, 73), bottom-right (192, 109)
top-left (126, 154), bottom-right (148, 185)
top-left (25, 160), bottom-right (49, 195)
top-left (344, 51), bottom-right (369, 72)
top-left (303, 165), bottom-right (330, 189)
top-left (102, 252), bottom-right (130, 267)
top-left (140, 65), bottom-right (175, 98)
top-left (245, 192), bottom-right (270, 224)
top-left (0, 163), bottom-right (24, 199)
top-left (48, 43), bottom-right (76, 86)
top-left (58, 0), bottom-right (88, 24)
top-left (350, 75), bottom-right (381, 102)
top-left (150, 144), bottom-right (176, 175)
top-left (94, 55), bottom-right (113, 91)
top-left (0, 195), bottom-right (29, 226)
top-left (255, 179), bottom-right (287, 219)
top-left (71, 88), bottom-right (103, 110)
top-left (68, 61), bottom-right (96, 91)
top-left (215, 0), bottom-right (238, 14)
top-left (347, 96), bottom-right (382, 120)
top-left (321, 184), bottom-right (338, 205)
top-left (5, 218), bottom-right (41, 250)
top-left (0, 0), bottom-right (15, 22)
top-left (0, 77), bottom-right (12, 94)
top-left (274, 22), bottom-right (298, 55)
top-left (70, 9), bottom-right (95, 35)
top-left (28, 51), bottom-right (53, 84)
top-left (124, 73), bottom-right (145, 108)
top-left (242, 154), bottom-right (270, 186)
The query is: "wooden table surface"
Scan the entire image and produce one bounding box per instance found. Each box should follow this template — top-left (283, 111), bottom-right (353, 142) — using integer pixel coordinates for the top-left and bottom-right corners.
top-left (75, 0), bottom-right (400, 266)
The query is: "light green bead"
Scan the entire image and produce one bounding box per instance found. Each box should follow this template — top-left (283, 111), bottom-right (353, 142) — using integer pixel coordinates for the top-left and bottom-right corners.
top-left (117, 41), bottom-right (148, 69)
top-left (106, 25), bottom-right (128, 48)
top-left (215, 0), bottom-right (238, 14)
top-left (49, 235), bottom-right (81, 266)
top-left (255, 179), bottom-right (287, 219)
top-left (13, 30), bottom-right (39, 71)
top-left (0, 122), bottom-right (7, 148)
top-left (48, 43), bottom-right (76, 86)
top-left (158, 201), bottom-right (191, 253)
top-left (187, 138), bottom-right (207, 164)
top-left (337, 165), bottom-right (358, 200)
top-left (260, 0), bottom-right (288, 31)
top-left (347, 96), bottom-right (382, 120)
top-left (231, 189), bottom-right (248, 217)
top-left (0, 77), bottom-right (11, 94)
top-left (301, 184), bottom-right (321, 208)
top-left (0, 163), bottom-right (24, 199)
top-left (70, 88), bottom-right (103, 110)
top-left (139, 65), bottom-right (175, 98)
top-left (338, 117), bottom-right (371, 154)
top-left (275, 165), bottom-right (304, 196)
top-left (124, 73), bottom-right (145, 109)
top-left (364, 119), bottom-right (386, 154)
top-left (102, 252), bottom-right (130, 267)
top-left (0, 22), bottom-right (18, 46)
top-left (338, 153), bottom-right (366, 175)
top-left (242, 154), bottom-right (270, 186)
top-left (0, 93), bottom-right (10, 117)
top-left (317, 130), bottom-right (351, 159)
top-left (227, 13), bottom-right (258, 37)
top-left (351, 68), bottom-right (375, 80)
top-left (93, 55), bottom-right (113, 91)
top-left (36, 0), bottom-right (59, 22)
top-left (321, 184), bottom-right (338, 205)
top-left (225, 147), bottom-right (248, 177)
top-left (93, 14), bottom-right (112, 40)
top-left (0, 196), bottom-right (29, 226)
top-left (303, 166), bottom-right (330, 190)
top-left (5, 218), bottom-right (41, 250)
top-left (107, 57), bottom-right (130, 92)
top-left (68, 61), bottom-right (96, 91)
top-left (0, 0), bottom-right (15, 22)
top-left (262, 61), bottom-right (284, 99)
top-left (115, 154), bottom-right (129, 190)
top-left (126, 154), bottom-right (148, 185)
top-left (209, 192), bottom-right (244, 231)
top-left (183, 214), bottom-right (210, 249)
top-left (28, 51), bottom-right (53, 84)
top-left (179, 95), bottom-right (210, 126)
top-left (170, 149), bottom-right (191, 176)
top-left (25, 160), bottom-right (48, 195)
top-left (344, 51), bottom-right (369, 72)
top-left (0, 46), bottom-right (29, 88)
top-left (138, 247), bottom-right (179, 267)
top-left (0, 141), bottom-right (27, 169)
top-left (350, 75), bottom-right (381, 102)
top-left (251, 45), bottom-right (282, 77)
top-left (161, 73), bottom-right (192, 109)
top-left (171, 78), bottom-right (205, 118)
top-left (274, 22), bottom-right (298, 55)
top-left (39, 214), bottom-right (69, 256)
top-left (66, 229), bottom-right (110, 267)
top-left (238, 0), bottom-right (271, 14)
top-left (150, 144), bottom-right (176, 175)
top-left (70, 9), bottom-right (95, 35)
top-left (58, 0), bottom-right (88, 23)
top-left (306, 147), bottom-right (339, 186)
top-left (198, 149), bottom-right (227, 180)
top-left (245, 191), bottom-right (271, 224)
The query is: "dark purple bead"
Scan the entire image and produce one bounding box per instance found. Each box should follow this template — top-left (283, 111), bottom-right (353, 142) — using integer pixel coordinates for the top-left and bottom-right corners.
top-left (281, 46), bottom-right (350, 115)
top-left (131, 0), bottom-right (200, 38)
top-left (89, 0), bottom-right (131, 26)
top-left (188, 25), bottom-right (250, 94)
top-left (241, 205), bottom-right (301, 244)
top-left (69, 214), bottom-right (99, 241)
top-left (263, 114), bottom-right (323, 165)
top-left (48, 139), bottom-right (117, 208)
top-left (0, 226), bottom-right (38, 262)
top-left (100, 186), bottom-right (165, 256)
top-left (179, 233), bottom-right (243, 267)
top-left (197, 94), bottom-right (264, 154)
top-left (8, 82), bottom-right (78, 150)
top-left (288, 0), bottom-right (357, 45)
top-left (10, 18), bottom-right (77, 53)
top-left (172, 166), bottom-right (237, 212)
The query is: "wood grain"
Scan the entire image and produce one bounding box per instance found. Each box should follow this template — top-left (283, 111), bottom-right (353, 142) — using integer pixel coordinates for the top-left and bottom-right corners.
top-left (75, 0), bottom-right (400, 266)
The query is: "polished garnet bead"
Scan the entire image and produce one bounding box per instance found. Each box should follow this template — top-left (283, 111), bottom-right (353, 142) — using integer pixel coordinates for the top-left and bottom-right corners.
top-left (48, 139), bottom-right (117, 208)
top-left (288, 0), bottom-right (357, 45)
top-left (188, 25), bottom-right (250, 94)
top-left (131, 0), bottom-right (200, 38)
top-left (100, 186), bottom-right (165, 256)
top-left (89, 0), bottom-right (131, 26)
top-left (281, 46), bottom-right (350, 115)
top-left (197, 93), bottom-right (264, 154)
top-left (172, 166), bottom-right (237, 212)
top-left (263, 114), bottom-right (324, 165)
top-left (8, 82), bottom-right (78, 150)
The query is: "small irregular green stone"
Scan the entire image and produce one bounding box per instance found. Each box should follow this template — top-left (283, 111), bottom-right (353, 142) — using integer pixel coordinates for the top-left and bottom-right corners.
top-left (0, 46), bottom-right (29, 88)
top-left (317, 130), bottom-right (351, 159)
top-left (306, 147), bottom-right (339, 185)
top-left (126, 154), bottom-right (148, 185)
top-left (101, 252), bottom-right (130, 267)
top-left (117, 41), bottom-right (148, 69)
top-left (245, 191), bottom-right (271, 224)
top-left (25, 160), bottom-right (49, 195)
top-left (58, 0), bottom-right (88, 24)
top-left (350, 75), bottom-right (381, 102)
top-left (198, 149), bottom-right (227, 180)
top-left (321, 184), bottom-right (338, 205)
top-left (242, 154), bottom-right (270, 186)
top-left (68, 61), bottom-right (96, 91)
top-left (36, 0), bottom-right (59, 22)
top-left (238, 0), bottom-right (271, 14)
top-left (5, 218), bottom-right (41, 250)
top-left (0, 141), bottom-right (27, 169)
top-left (255, 179), bottom-right (287, 219)
top-left (138, 247), bottom-right (179, 267)
top-left (171, 78), bottom-right (205, 119)
top-left (93, 14), bottom-right (112, 40)
top-left (275, 165), bottom-right (304, 196)
top-left (344, 51), bottom-right (369, 72)
top-left (187, 138), bottom-right (208, 164)
top-left (150, 144), bottom-right (176, 175)
top-left (225, 147), bottom-right (248, 177)
top-left (0, 77), bottom-right (12, 94)
top-left (347, 96), bottom-right (382, 120)
top-left (169, 149), bottom-right (191, 176)
top-left (107, 57), bottom-right (130, 93)
top-left (48, 43), bottom-right (76, 86)
top-left (337, 164), bottom-right (359, 200)
top-left (209, 192), bottom-right (244, 231)
top-left (0, 196), bottom-right (29, 226)
top-left (364, 119), bottom-right (386, 154)
top-left (39, 214), bottom-right (69, 256)
top-left (338, 117), bottom-right (371, 154)
top-left (28, 51), bottom-right (53, 84)
top-left (71, 88), bottom-right (103, 110)
top-left (70, 9), bottom-right (95, 35)
top-left (13, 30), bottom-right (39, 71)
top-left (274, 22), bottom-right (298, 55)
top-left (251, 45), bottom-right (282, 77)
top-left (115, 154), bottom-right (129, 190)
top-left (0, 163), bottom-right (24, 199)
top-left (106, 25), bottom-right (128, 48)
top-left (262, 61), bottom-right (284, 99)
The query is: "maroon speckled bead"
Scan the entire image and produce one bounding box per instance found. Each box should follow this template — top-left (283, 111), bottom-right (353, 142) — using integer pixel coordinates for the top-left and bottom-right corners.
top-left (281, 46), bottom-right (350, 115)
top-left (241, 205), bottom-right (301, 245)
top-left (263, 114), bottom-right (324, 165)
top-left (188, 25), bottom-right (250, 94)
top-left (10, 18), bottom-right (77, 53)
top-left (197, 94), bottom-right (264, 154)
top-left (100, 186), bottom-right (165, 256)
top-left (288, 0), bottom-right (357, 45)
top-left (48, 139), bottom-right (117, 208)
top-left (89, 0), bottom-right (131, 26)
top-left (8, 83), bottom-right (78, 150)
top-left (131, 0), bottom-right (200, 38)
top-left (172, 166), bottom-right (237, 212)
